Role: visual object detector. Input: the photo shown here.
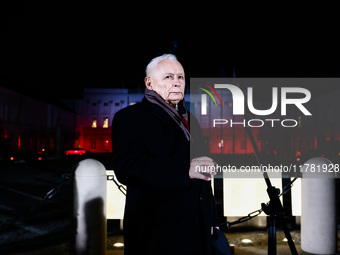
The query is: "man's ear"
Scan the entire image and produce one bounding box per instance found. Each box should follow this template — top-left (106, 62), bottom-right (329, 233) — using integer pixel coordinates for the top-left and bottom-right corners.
top-left (145, 77), bottom-right (152, 90)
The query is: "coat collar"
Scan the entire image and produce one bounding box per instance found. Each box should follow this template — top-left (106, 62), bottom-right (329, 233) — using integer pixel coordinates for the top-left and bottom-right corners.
top-left (142, 97), bottom-right (190, 142)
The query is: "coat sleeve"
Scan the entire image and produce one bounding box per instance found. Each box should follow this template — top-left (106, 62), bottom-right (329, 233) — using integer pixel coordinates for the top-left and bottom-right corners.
top-left (111, 108), bottom-right (191, 191)
top-left (190, 113), bottom-right (220, 227)
top-left (189, 113), bottom-right (210, 158)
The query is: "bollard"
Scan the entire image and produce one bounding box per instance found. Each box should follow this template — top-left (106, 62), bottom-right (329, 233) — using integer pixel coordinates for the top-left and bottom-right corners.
top-left (301, 157), bottom-right (337, 255)
top-left (73, 159), bottom-right (107, 255)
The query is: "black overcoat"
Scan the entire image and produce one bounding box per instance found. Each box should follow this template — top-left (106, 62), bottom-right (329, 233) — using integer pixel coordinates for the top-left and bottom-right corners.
top-left (112, 97), bottom-right (217, 255)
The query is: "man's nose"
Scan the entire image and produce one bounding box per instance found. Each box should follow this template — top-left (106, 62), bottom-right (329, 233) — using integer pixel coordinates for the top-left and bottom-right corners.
top-left (173, 78), bottom-right (182, 87)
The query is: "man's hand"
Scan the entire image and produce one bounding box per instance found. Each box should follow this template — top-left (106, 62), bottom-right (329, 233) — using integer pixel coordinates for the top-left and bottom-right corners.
top-left (189, 156), bottom-right (217, 181)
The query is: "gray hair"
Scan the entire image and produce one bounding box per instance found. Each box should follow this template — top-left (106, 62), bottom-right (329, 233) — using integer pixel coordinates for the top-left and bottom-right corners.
top-left (145, 54), bottom-right (178, 76)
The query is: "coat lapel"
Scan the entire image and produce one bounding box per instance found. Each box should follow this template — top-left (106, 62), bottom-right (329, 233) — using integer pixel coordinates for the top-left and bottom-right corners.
top-left (143, 98), bottom-right (189, 142)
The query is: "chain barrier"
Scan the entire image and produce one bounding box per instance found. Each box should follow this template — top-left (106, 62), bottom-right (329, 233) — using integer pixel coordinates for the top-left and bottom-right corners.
top-left (108, 174), bottom-right (298, 229)
top-left (0, 174), bottom-right (71, 232)
top-left (0, 171), bottom-right (297, 232)
top-left (221, 177), bottom-right (298, 229)
top-left (222, 208), bottom-right (264, 229)
top-left (107, 175), bottom-right (127, 195)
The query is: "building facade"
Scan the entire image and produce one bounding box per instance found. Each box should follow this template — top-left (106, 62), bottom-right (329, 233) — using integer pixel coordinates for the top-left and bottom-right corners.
top-left (72, 87), bottom-right (340, 161)
top-left (73, 89), bottom-right (144, 153)
top-left (0, 87), bottom-right (76, 160)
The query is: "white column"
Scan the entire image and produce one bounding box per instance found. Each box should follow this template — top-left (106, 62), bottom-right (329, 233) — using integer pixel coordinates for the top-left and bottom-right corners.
top-left (73, 159), bottom-right (107, 255)
top-left (301, 157), bottom-right (337, 255)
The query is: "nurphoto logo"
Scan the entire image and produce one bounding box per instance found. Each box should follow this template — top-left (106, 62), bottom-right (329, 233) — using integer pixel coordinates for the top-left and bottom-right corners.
top-left (194, 78), bottom-right (313, 128)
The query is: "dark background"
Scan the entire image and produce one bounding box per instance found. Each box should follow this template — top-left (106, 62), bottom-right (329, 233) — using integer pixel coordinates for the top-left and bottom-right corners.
top-left (1, 2), bottom-right (340, 99)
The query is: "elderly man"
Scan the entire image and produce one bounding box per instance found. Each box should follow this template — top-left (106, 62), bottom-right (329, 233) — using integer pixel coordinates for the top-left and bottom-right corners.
top-left (112, 54), bottom-right (218, 255)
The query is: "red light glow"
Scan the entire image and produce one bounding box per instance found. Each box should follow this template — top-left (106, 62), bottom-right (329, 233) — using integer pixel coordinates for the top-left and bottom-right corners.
top-left (18, 135), bottom-right (21, 149)
top-left (65, 149), bottom-right (87, 155)
top-left (295, 151), bottom-right (302, 157)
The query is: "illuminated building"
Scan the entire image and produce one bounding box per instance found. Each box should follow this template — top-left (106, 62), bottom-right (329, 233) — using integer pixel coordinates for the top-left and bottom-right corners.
top-left (0, 86), bottom-right (75, 160)
top-left (72, 89), bottom-right (144, 153)
top-left (70, 87), bottom-right (340, 159)
top-left (3, 85), bottom-right (338, 160)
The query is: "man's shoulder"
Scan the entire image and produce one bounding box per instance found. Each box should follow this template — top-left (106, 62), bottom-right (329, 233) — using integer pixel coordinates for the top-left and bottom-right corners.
top-left (113, 99), bottom-right (149, 121)
top-left (115, 102), bottom-right (142, 116)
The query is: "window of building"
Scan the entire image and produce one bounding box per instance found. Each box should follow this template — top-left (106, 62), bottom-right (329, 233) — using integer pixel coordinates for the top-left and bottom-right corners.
top-left (92, 120), bottom-right (97, 128)
top-left (50, 138), bottom-right (54, 149)
top-left (92, 102), bottom-right (97, 106)
top-left (91, 139), bottom-right (96, 149)
top-left (104, 139), bottom-right (109, 149)
top-left (115, 102), bottom-right (120, 107)
top-left (103, 102), bottom-right (109, 107)
top-left (103, 117), bottom-right (109, 128)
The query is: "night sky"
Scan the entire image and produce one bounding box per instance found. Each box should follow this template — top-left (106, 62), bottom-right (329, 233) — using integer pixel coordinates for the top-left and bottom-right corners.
top-left (1, 3), bottom-right (339, 99)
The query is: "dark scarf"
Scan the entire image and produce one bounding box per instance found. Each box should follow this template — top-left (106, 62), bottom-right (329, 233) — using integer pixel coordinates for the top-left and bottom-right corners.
top-left (144, 89), bottom-right (190, 141)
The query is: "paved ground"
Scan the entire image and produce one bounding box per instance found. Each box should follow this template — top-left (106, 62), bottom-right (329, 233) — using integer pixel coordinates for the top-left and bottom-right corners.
top-left (4, 232), bottom-right (340, 255)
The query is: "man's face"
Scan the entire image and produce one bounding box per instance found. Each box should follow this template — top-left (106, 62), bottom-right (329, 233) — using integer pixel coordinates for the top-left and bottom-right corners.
top-left (145, 59), bottom-right (185, 107)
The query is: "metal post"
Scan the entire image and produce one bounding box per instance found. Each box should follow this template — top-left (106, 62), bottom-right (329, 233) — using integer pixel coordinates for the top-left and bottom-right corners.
top-left (268, 215), bottom-right (277, 255)
top-left (73, 159), bottom-right (107, 255)
top-left (301, 157), bottom-right (337, 255)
